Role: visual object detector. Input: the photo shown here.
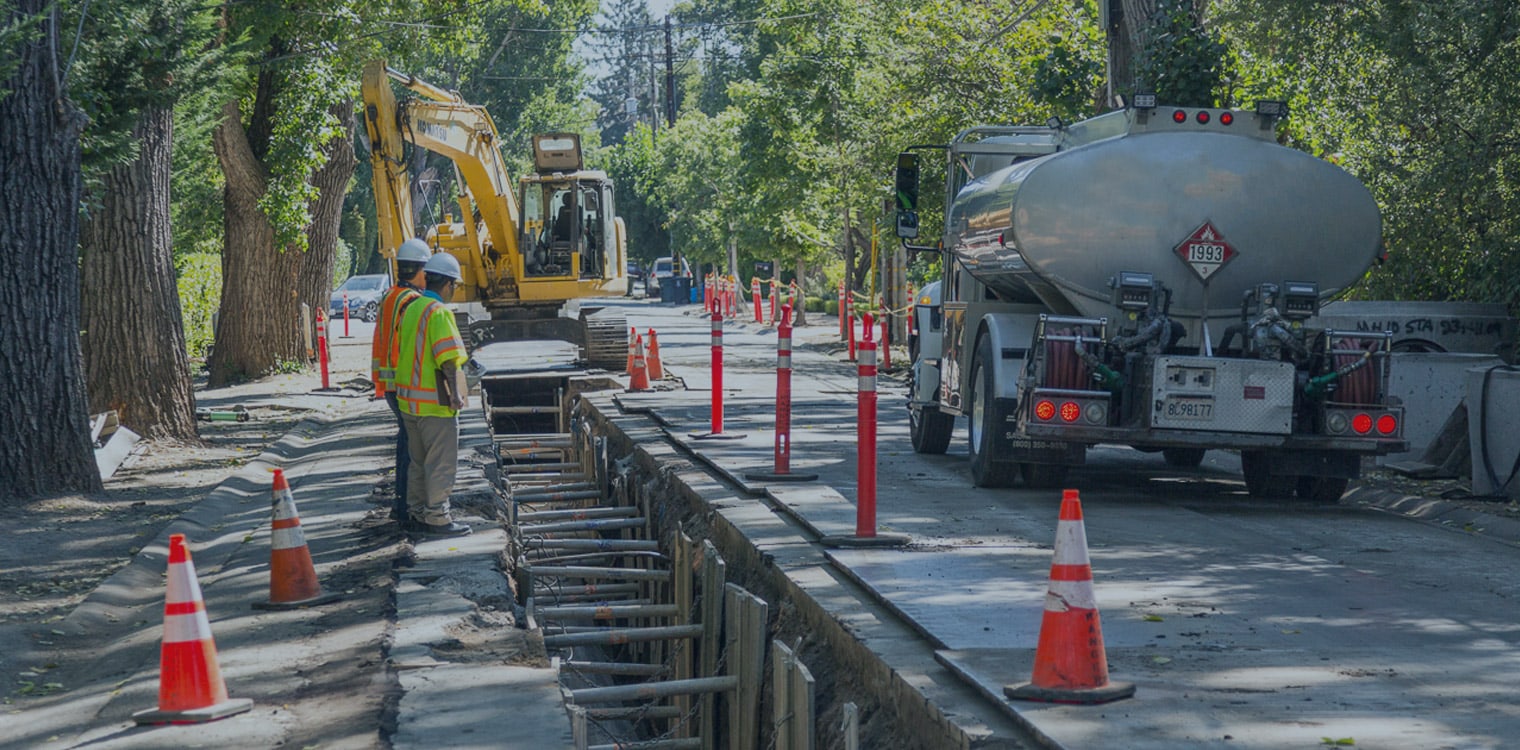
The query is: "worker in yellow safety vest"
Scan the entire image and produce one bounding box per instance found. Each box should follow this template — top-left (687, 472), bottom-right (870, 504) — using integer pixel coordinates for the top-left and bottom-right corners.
top-left (371, 238), bottom-right (432, 525)
top-left (393, 252), bottom-right (472, 536)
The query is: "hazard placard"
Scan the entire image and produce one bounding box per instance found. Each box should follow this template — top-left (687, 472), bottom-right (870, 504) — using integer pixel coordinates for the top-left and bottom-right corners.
top-left (1174, 221), bottom-right (1237, 282)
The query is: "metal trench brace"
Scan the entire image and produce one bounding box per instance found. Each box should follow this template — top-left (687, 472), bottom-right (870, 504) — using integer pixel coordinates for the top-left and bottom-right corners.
top-left (496, 397), bottom-right (821, 749)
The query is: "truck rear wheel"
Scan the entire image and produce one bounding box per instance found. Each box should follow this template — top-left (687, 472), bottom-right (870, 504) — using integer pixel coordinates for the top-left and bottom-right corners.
top-left (1296, 476), bottom-right (1349, 504)
top-left (1162, 448), bottom-right (1207, 468)
top-left (968, 337), bottom-right (1018, 488)
top-left (1241, 450), bottom-right (1294, 499)
top-left (910, 405), bottom-right (954, 455)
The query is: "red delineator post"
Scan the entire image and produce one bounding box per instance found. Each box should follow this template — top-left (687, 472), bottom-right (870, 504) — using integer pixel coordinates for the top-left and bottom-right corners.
top-left (847, 295), bottom-right (857, 362)
top-left (704, 274), bottom-right (714, 314)
top-left (768, 281), bottom-right (779, 327)
top-left (711, 311), bottom-right (725, 434)
top-left (837, 281), bottom-right (846, 338)
top-left (316, 310), bottom-right (331, 390)
top-left (752, 277), bottom-right (762, 323)
top-left (856, 313), bottom-right (878, 537)
top-left (744, 303), bottom-right (817, 482)
top-left (692, 310), bottom-right (747, 441)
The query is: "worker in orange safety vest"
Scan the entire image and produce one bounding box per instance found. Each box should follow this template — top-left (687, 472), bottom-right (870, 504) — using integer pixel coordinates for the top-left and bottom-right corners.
top-left (393, 252), bottom-right (472, 536)
top-left (371, 238), bottom-right (432, 525)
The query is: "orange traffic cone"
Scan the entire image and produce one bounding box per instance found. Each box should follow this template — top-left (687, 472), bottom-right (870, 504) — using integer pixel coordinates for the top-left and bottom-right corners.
top-left (646, 328), bottom-right (664, 380)
top-left (133, 534), bottom-right (253, 725)
top-left (1005, 489), bottom-right (1134, 704)
top-left (628, 334), bottom-right (651, 391)
top-left (625, 326), bottom-right (637, 373)
top-left (252, 469), bottom-right (340, 610)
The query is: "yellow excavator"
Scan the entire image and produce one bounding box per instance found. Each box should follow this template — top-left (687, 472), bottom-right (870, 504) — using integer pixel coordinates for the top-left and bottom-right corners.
top-left (360, 59), bottom-right (628, 365)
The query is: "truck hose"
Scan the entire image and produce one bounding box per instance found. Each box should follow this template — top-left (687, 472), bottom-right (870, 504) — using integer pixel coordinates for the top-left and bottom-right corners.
top-left (1303, 346), bottom-right (1372, 401)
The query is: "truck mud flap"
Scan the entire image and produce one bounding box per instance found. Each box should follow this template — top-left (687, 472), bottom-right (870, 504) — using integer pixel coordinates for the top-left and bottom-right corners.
top-left (999, 434), bottom-right (1085, 466)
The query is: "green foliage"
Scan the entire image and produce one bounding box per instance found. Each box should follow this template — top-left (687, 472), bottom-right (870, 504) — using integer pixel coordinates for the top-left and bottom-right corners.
top-left (257, 55), bottom-right (350, 252)
top-left (1216, 0), bottom-right (1520, 310)
top-left (175, 252), bottom-right (221, 361)
top-left (0, 9), bottom-right (45, 98)
top-left (1135, 0), bottom-right (1229, 107)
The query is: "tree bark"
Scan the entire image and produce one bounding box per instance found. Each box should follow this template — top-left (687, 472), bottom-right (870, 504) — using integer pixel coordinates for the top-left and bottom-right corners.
top-left (80, 105), bottom-right (200, 441)
top-left (0, 2), bottom-right (103, 499)
top-left (209, 99), bottom-right (287, 386)
top-left (793, 258), bottom-right (808, 327)
top-left (207, 99), bottom-right (355, 387)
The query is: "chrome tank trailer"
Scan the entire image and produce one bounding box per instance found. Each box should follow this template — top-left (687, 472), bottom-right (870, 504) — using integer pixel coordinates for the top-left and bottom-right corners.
top-left (947, 108), bottom-right (1382, 343)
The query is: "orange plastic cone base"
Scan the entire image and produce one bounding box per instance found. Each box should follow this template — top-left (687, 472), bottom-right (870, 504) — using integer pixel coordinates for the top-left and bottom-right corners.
top-left (1005, 490), bottom-right (1134, 705)
top-left (254, 471), bottom-right (339, 611)
top-left (646, 330), bottom-right (664, 380)
top-left (158, 639), bottom-right (229, 712)
top-left (134, 534), bottom-right (253, 725)
top-left (628, 336), bottom-right (651, 391)
top-left (625, 326), bottom-right (637, 373)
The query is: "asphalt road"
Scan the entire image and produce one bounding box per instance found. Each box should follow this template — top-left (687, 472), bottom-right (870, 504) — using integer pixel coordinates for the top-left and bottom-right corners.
top-left (611, 298), bottom-right (1520, 749)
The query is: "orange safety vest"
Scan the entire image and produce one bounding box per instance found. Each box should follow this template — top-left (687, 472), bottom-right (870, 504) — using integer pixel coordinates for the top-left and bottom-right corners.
top-left (370, 285), bottom-right (421, 397)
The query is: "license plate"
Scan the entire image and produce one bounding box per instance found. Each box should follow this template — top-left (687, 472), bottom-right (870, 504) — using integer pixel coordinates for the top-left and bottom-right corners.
top-left (1162, 397), bottom-right (1214, 421)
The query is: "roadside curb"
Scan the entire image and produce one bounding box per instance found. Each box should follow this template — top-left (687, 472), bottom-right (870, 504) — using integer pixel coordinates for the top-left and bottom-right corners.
top-left (1344, 486), bottom-right (1520, 546)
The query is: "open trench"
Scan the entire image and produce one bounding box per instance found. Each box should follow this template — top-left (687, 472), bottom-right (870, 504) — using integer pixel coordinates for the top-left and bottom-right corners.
top-left (474, 358), bottom-right (1026, 750)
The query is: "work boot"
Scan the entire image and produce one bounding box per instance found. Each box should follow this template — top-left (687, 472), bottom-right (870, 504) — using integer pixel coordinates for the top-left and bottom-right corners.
top-left (415, 520), bottom-right (472, 537)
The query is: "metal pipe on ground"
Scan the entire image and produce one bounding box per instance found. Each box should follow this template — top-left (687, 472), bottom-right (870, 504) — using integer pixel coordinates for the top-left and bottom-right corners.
top-left (570, 675), bottom-right (737, 704)
top-left (543, 624), bottom-right (703, 648)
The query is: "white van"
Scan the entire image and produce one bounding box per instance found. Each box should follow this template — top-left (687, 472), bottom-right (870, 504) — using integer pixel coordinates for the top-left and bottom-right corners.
top-left (648, 256), bottom-right (691, 297)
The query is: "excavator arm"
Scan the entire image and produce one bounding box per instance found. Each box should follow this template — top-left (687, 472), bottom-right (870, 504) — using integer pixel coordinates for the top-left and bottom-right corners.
top-left (361, 60), bottom-right (525, 302)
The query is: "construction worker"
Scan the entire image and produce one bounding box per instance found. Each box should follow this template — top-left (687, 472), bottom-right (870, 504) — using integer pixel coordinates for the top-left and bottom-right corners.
top-left (372, 238), bottom-right (432, 525)
top-left (393, 252), bottom-right (472, 536)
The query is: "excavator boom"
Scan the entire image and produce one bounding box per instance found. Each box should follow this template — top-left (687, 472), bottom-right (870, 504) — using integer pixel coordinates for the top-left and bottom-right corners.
top-left (360, 60), bottom-right (625, 311)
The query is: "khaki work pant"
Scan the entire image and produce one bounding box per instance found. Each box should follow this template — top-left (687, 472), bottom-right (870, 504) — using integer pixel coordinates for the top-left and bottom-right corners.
top-left (400, 412), bottom-right (458, 526)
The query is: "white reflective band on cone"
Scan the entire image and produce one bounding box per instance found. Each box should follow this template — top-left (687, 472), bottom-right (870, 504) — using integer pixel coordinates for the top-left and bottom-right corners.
top-left (1043, 580), bottom-right (1098, 612)
top-left (271, 524), bottom-right (307, 551)
top-left (272, 490), bottom-right (298, 521)
top-left (778, 354), bottom-right (792, 369)
top-left (163, 610), bottom-right (214, 644)
top-left (1052, 520), bottom-right (1091, 565)
top-left (859, 375), bottom-right (876, 392)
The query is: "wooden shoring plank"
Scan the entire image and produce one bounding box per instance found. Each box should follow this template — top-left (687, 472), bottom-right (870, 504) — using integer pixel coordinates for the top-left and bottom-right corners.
top-left (724, 583), bottom-right (768, 750)
top-left (673, 531), bottom-right (695, 739)
top-left (698, 540), bottom-right (726, 750)
top-left (772, 635), bottom-right (820, 748)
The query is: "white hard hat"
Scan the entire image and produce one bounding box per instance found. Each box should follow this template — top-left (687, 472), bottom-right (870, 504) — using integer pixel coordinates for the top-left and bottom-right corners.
top-left (397, 238), bottom-right (432, 263)
top-left (423, 252), bottom-right (463, 281)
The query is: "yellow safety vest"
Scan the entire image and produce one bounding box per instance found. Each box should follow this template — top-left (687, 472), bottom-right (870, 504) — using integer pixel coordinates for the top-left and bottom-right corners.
top-left (394, 297), bottom-right (467, 417)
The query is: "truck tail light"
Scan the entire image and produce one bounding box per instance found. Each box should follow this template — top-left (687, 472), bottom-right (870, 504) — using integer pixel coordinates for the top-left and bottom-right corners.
top-left (1172, 110), bottom-right (1187, 124)
top-left (1220, 112), bottom-right (1234, 126)
top-left (1060, 402), bottom-right (1081, 422)
top-left (1352, 413), bottom-right (1373, 434)
top-left (1196, 111), bottom-right (1211, 124)
top-left (1324, 407), bottom-right (1401, 438)
top-left (1035, 400), bottom-right (1056, 421)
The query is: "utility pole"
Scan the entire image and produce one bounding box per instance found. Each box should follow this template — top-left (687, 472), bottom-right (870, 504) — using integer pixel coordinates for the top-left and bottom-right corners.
top-left (664, 17), bottom-right (676, 127)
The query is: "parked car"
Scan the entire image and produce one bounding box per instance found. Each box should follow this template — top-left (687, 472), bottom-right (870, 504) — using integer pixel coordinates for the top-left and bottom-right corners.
top-left (647, 256), bottom-right (691, 297)
top-left (330, 273), bottom-right (390, 322)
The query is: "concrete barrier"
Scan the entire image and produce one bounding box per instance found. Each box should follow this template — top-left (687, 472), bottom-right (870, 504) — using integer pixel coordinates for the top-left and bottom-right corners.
top-left (1467, 364), bottom-right (1520, 498)
top-left (1383, 353), bottom-right (1504, 464)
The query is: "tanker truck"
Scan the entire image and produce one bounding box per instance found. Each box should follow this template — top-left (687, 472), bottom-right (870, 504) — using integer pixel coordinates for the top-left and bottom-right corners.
top-left (898, 101), bottom-right (1406, 501)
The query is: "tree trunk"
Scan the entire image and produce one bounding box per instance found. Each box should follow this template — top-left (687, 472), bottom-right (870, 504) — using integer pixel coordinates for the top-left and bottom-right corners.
top-left (80, 105), bottom-right (200, 441)
top-left (793, 258), bottom-right (808, 327)
top-left (298, 102), bottom-right (356, 339)
top-left (207, 100), bottom-right (355, 387)
top-left (0, 2), bottom-right (103, 499)
top-left (208, 100), bottom-right (295, 386)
